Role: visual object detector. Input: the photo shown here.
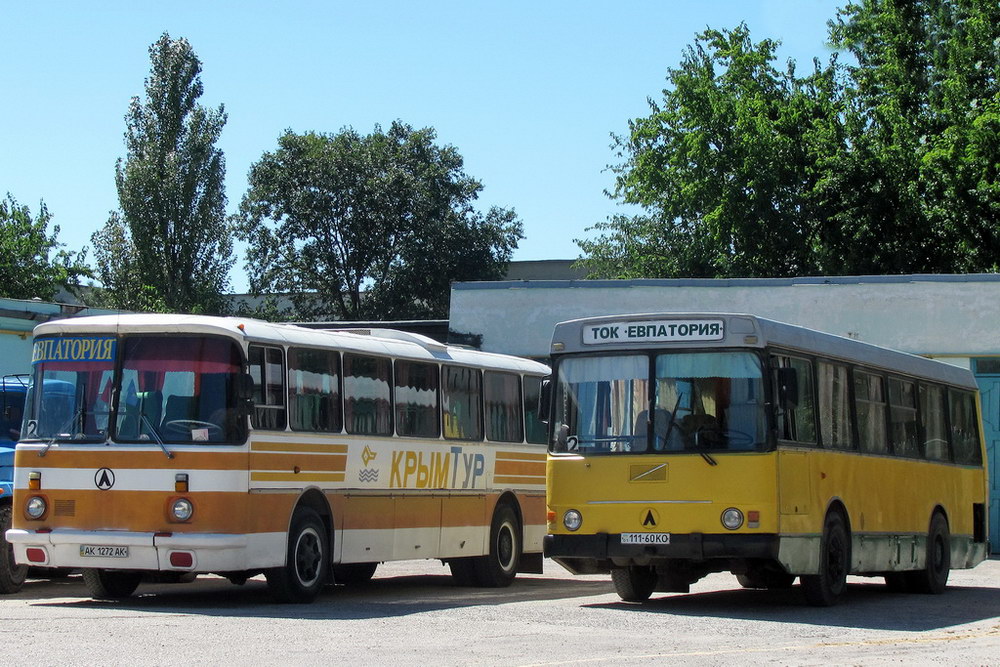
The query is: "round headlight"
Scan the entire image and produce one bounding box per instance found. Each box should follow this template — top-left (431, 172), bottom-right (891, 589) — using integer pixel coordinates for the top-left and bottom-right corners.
top-left (171, 498), bottom-right (194, 522)
top-left (721, 507), bottom-right (744, 530)
top-left (563, 509), bottom-right (582, 531)
top-left (25, 496), bottom-right (47, 520)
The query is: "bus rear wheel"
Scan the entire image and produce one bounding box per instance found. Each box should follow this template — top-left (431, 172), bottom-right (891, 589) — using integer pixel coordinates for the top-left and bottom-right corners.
top-left (83, 569), bottom-right (142, 599)
top-left (906, 513), bottom-right (950, 594)
top-left (612, 565), bottom-right (656, 602)
top-left (266, 507), bottom-right (328, 603)
top-left (801, 511), bottom-right (850, 606)
top-left (0, 505), bottom-right (28, 594)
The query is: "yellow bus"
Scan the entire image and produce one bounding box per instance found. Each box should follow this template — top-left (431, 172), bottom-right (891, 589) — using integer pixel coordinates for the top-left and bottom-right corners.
top-left (543, 313), bottom-right (989, 606)
top-left (7, 314), bottom-right (549, 602)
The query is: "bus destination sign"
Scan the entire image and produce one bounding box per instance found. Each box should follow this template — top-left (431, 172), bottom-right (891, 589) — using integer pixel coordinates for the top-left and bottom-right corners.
top-left (582, 319), bottom-right (725, 345)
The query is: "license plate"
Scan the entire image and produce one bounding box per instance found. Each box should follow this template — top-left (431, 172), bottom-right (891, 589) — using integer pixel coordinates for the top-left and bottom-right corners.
top-left (620, 533), bottom-right (671, 545)
top-left (79, 545), bottom-right (129, 558)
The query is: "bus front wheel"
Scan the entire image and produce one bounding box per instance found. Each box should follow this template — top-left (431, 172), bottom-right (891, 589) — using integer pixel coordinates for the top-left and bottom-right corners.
top-left (801, 511), bottom-right (850, 606)
top-left (612, 565), bottom-right (656, 602)
top-left (471, 504), bottom-right (522, 588)
top-left (0, 505), bottom-right (28, 594)
top-left (266, 507), bottom-right (328, 603)
top-left (83, 569), bottom-right (142, 599)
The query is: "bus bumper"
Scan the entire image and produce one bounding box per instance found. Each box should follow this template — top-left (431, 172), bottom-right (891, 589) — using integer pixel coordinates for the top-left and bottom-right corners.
top-left (6, 528), bottom-right (283, 573)
top-left (544, 533), bottom-right (780, 573)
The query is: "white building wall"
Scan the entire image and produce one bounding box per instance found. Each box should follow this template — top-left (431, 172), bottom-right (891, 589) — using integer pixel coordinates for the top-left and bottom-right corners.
top-left (449, 276), bottom-right (1000, 361)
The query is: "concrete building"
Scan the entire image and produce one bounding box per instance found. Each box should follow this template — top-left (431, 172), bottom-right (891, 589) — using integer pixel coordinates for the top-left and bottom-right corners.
top-left (448, 273), bottom-right (1000, 550)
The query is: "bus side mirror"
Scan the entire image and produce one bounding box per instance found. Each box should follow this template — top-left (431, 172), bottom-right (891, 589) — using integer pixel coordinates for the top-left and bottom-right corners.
top-left (237, 373), bottom-right (255, 404)
top-left (776, 367), bottom-right (799, 408)
top-left (537, 378), bottom-right (551, 424)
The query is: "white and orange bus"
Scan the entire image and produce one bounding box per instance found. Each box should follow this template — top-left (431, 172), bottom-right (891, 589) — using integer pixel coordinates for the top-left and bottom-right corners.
top-left (7, 314), bottom-right (549, 602)
top-left (544, 313), bottom-right (989, 605)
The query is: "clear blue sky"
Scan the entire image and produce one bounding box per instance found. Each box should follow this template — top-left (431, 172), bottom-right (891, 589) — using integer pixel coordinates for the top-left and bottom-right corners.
top-left (2, 1), bottom-right (842, 293)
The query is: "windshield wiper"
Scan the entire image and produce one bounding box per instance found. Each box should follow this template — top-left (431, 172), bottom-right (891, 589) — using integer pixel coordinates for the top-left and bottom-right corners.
top-left (140, 415), bottom-right (174, 459)
top-left (38, 408), bottom-right (84, 457)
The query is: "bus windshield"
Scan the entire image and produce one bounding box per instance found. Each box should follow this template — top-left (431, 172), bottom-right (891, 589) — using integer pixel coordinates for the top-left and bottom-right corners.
top-left (552, 351), bottom-right (767, 454)
top-left (24, 335), bottom-right (246, 445)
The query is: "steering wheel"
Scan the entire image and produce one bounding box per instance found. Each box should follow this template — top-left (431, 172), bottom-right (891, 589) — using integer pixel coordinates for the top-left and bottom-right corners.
top-left (162, 419), bottom-right (222, 436)
top-left (694, 426), bottom-right (754, 448)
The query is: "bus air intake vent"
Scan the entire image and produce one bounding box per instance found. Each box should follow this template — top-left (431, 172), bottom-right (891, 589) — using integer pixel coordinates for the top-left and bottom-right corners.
top-left (54, 500), bottom-right (76, 517)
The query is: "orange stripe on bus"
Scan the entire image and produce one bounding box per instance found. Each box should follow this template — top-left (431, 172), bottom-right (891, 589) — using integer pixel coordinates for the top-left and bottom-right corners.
top-left (14, 450), bottom-right (244, 470)
top-left (251, 441), bottom-right (349, 454)
top-left (250, 472), bottom-right (346, 483)
top-left (249, 452), bottom-right (347, 472)
top-left (494, 476), bottom-right (545, 486)
top-left (496, 451), bottom-right (546, 462)
top-left (494, 459), bottom-right (545, 476)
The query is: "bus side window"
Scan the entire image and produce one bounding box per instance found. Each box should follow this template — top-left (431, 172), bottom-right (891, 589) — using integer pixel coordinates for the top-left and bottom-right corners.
top-left (522, 376), bottom-right (548, 445)
top-left (443, 365), bottom-right (483, 441)
top-left (484, 371), bottom-right (523, 443)
top-left (948, 389), bottom-right (980, 465)
top-left (888, 377), bottom-right (919, 457)
top-left (817, 361), bottom-right (853, 450)
top-left (249, 345), bottom-right (287, 431)
top-left (919, 383), bottom-right (950, 461)
top-left (854, 371), bottom-right (888, 454)
top-left (344, 354), bottom-right (392, 436)
top-left (772, 355), bottom-right (817, 445)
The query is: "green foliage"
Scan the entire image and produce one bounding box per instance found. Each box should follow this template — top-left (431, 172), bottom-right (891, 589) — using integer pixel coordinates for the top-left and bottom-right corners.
top-left (237, 121), bottom-right (522, 320)
top-left (90, 33), bottom-right (234, 313)
top-left (0, 194), bottom-right (89, 300)
top-left (581, 1), bottom-right (1000, 278)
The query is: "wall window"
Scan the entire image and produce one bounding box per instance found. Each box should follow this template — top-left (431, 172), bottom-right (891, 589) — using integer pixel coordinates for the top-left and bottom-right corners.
top-left (288, 348), bottom-right (342, 433)
top-left (344, 354), bottom-right (392, 436)
top-left (773, 355), bottom-right (817, 444)
top-left (443, 365), bottom-right (482, 441)
top-left (817, 361), bottom-right (852, 449)
top-left (394, 360), bottom-right (439, 438)
top-left (919, 383), bottom-right (950, 461)
top-left (522, 375), bottom-right (548, 445)
top-left (949, 389), bottom-right (982, 465)
top-left (484, 371), bottom-right (523, 442)
top-left (855, 371), bottom-right (887, 454)
top-left (888, 378), bottom-right (919, 458)
top-left (249, 345), bottom-right (286, 430)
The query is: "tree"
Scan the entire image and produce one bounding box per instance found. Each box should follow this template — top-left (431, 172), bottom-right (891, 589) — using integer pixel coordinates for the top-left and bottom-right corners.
top-left (90, 33), bottom-right (234, 313)
top-left (579, 26), bottom-right (848, 278)
top-left (0, 194), bottom-right (89, 300)
top-left (237, 121), bottom-right (522, 320)
top-left (581, 1), bottom-right (1000, 278)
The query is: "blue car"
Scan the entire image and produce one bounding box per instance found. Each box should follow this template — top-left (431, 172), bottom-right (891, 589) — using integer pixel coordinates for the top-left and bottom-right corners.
top-left (0, 376), bottom-right (28, 593)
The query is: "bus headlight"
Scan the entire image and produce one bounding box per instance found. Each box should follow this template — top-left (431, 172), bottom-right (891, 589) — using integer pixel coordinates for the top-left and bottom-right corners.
top-left (721, 507), bottom-right (744, 530)
top-left (171, 498), bottom-right (194, 522)
top-left (563, 509), bottom-right (582, 531)
top-left (25, 496), bottom-right (47, 520)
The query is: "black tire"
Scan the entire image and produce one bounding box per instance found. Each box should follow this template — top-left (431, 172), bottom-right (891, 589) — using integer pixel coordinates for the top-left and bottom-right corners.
top-left (906, 513), bottom-right (950, 595)
top-left (801, 511), bottom-right (850, 606)
top-left (83, 569), bottom-right (142, 599)
top-left (0, 505), bottom-right (27, 594)
top-left (469, 504), bottom-right (522, 587)
top-left (332, 562), bottom-right (377, 585)
top-left (265, 507), bottom-right (328, 603)
top-left (612, 565), bottom-right (656, 602)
